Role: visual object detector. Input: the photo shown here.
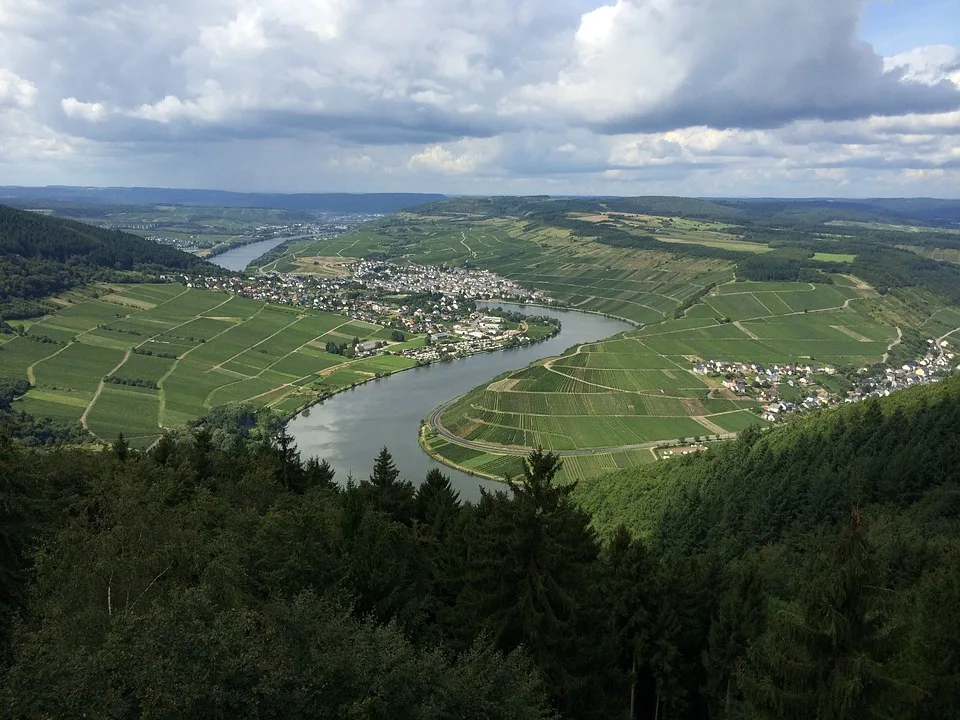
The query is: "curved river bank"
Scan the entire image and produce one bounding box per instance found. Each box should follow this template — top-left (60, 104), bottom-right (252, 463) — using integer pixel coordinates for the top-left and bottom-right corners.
top-left (287, 303), bottom-right (633, 501)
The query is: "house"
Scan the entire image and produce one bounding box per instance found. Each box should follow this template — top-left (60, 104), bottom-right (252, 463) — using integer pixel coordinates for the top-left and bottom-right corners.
top-left (357, 340), bottom-right (379, 353)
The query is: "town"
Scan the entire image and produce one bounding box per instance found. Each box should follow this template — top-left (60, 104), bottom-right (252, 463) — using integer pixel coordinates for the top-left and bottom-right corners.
top-left (692, 338), bottom-right (958, 424)
top-left (172, 261), bottom-right (557, 363)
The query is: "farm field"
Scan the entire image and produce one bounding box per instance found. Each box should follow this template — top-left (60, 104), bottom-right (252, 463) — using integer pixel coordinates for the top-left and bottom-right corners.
top-left (426, 279), bottom-right (897, 479)
top-left (270, 215), bottom-right (735, 325)
top-left (1, 284), bottom-right (414, 448)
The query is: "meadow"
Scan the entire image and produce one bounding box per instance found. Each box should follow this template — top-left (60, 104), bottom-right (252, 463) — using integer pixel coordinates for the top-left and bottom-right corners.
top-left (426, 278), bottom-right (898, 478)
top-left (1, 284), bottom-right (416, 448)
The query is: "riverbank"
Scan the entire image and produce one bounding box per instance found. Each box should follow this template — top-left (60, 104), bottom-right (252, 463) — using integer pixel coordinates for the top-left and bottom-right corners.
top-left (286, 303), bottom-right (633, 500)
top-left (495, 300), bottom-right (643, 329)
top-left (276, 317), bottom-right (561, 424)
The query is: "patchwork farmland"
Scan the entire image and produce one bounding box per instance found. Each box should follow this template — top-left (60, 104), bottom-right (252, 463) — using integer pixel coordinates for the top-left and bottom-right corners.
top-left (424, 278), bottom-right (898, 481)
top-left (0, 284), bottom-right (416, 448)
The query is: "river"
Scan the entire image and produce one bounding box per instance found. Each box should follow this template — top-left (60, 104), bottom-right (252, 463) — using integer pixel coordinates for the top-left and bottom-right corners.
top-left (207, 235), bottom-right (314, 271)
top-left (287, 303), bottom-right (633, 501)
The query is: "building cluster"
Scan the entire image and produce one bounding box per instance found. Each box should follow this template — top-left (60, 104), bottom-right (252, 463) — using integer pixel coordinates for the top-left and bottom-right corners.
top-left (693, 339), bottom-right (957, 424)
top-left (172, 263), bottom-right (557, 363)
top-left (350, 260), bottom-right (545, 303)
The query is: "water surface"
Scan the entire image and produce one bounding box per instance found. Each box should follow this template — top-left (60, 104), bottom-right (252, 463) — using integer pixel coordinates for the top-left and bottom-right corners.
top-left (287, 303), bottom-right (633, 501)
top-left (207, 237), bottom-right (294, 271)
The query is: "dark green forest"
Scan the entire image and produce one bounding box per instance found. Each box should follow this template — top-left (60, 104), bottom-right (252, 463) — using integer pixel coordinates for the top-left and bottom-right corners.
top-left (0, 204), bottom-right (216, 319)
top-left (2, 376), bottom-right (960, 718)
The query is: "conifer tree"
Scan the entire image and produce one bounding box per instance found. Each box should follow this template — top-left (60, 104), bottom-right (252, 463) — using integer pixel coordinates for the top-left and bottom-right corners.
top-left (112, 433), bottom-right (129, 462)
top-left (453, 448), bottom-right (617, 719)
top-left (415, 468), bottom-right (460, 535)
top-left (364, 447), bottom-right (414, 524)
top-left (737, 509), bottom-right (901, 719)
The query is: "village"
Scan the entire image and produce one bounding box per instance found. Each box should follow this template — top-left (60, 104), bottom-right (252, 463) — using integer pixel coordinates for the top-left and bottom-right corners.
top-left (173, 262), bottom-right (558, 363)
top-left (692, 338), bottom-right (959, 424)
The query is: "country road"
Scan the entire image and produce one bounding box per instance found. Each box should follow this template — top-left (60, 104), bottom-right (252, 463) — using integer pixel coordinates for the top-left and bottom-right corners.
top-left (423, 400), bottom-right (736, 458)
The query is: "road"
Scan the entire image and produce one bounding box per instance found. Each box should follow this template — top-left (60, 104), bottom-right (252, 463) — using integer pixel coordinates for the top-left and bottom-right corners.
top-left (424, 400), bottom-right (736, 458)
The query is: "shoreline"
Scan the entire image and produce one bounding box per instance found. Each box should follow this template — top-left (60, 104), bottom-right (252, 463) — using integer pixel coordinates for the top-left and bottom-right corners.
top-left (278, 316), bottom-right (561, 426)
top-left (489, 300), bottom-right (642, 329)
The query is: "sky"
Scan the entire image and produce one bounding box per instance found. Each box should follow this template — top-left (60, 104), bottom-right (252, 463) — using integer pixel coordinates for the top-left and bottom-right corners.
top-left (0, 0), bottom-right (958, 197)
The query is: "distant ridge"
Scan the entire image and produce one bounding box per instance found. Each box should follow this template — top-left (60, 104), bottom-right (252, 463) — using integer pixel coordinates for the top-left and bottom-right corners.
top-left (0, 187), bottom-right (448, 214)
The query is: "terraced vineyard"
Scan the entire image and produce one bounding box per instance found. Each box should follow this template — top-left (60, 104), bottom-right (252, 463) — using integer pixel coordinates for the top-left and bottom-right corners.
top-left (267, 215), bottom-right (733, 325)
top-left (1, 284), bottom-right (417, 448)
top-left (423, 278), bottom-right (901, 482)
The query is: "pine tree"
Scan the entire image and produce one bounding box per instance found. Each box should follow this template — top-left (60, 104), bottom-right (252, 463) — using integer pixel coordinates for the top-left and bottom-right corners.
top-left (737, 509), bottom-right (901, 720)
top-left (415, 468), bottom-right (461, 536)
top-left (112, 433), bottom-right (129, 462)
top-left (363, 447), bottom-right (414, 524)
top-left (370, 447), bottom-right (400, 487)
top-left (453, 448), bottom-right (616, 719)
top-left (701, 555), bottom-right (766, 719)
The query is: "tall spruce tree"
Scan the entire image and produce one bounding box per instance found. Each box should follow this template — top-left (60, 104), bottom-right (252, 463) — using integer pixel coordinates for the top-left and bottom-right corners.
top-left (364, 447), bottom-right (415, 524)
top-left (737, 509), bottom-right (903, 719)
top-left (452, 448), bottom-right (619, 719)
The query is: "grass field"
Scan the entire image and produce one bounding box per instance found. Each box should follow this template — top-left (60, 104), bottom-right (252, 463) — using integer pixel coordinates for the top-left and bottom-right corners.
top-left (812, 252), bottom-right (857, 263)
top-left (1, 285), bottom-right (414, 448)
top-left (427, 278), bottom-right (896, 478)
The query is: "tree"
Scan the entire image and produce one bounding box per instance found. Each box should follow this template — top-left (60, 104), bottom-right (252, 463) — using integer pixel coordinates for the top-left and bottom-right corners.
top-left (737, 509), bottom-right (904, 719)
top-left (701, 555), bottom-right (766, 719)
top-left (390, 329), bottom-right (405, 342)
top-left (452, 448), bottom-right (618, 719)
top-left (415, 468), bottom-right (461, 537)
top-left (112, 433), bottom-right (130, 462)
top-left (363, 447), bottom-right (414, 524)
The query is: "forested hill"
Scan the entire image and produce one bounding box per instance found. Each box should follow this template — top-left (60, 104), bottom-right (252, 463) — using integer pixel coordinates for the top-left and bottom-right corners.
top-left (2, 378), bottom-right (959, 717)
top-left (0, 204), bottom-right (215, 319)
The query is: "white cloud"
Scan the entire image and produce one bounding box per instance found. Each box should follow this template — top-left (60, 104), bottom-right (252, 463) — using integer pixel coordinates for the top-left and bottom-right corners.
top-left (408, 145), bottom-right (479, 174)
top-left (0, 68), bottom-right (37, 108)
top-left (0, 0), bottom-right (956, 196)
top-left (61, 97), bottom-right (107, 122)
top-left (884, 45), bottom-right (960, 85)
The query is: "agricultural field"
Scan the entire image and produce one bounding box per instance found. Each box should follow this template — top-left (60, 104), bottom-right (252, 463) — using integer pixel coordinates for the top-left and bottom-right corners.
top-left (270, 214), bottom-right (735, 325)
top-left (1, 284), bottom-right (415, 448)
top-left (426, 278), bottom-right (898, 479)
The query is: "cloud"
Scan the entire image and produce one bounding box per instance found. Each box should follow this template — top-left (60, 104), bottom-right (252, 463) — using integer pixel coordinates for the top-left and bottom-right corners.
top-left (0, 68), bottom-right (37, 108)
top-left (408, 140), bottom-right (497, 174)
top-left (61, 97), bottom-right (107, 122)
top-left (514, 0), bottom-right (960, 133)
top-left (0, 0), bottom-right (957, 197)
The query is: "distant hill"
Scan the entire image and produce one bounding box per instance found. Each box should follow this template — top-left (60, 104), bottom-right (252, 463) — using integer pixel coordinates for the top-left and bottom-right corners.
top-left (0, 204), bottom-right (215, 319)
top-left (413, 194), bottom-right (960, 228)
top-left (0, 187), bottom-right (448, 214)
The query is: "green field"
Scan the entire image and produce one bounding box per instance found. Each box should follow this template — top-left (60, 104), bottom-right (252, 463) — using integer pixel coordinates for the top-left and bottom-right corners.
top-left (812, 252), bottom-right (857, 263)
top-left (1, 285), bottom-right (414, 448)
top-left (269, 216), bottom-right (735, 325)
top-left (426, 279), bottom-right (897, 478)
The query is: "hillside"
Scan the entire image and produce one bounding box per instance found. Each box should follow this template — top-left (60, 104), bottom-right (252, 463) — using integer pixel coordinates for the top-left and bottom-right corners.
top-left (0, 204), bottom-right (216, 319)
top-left (0, 187), bottom-right (447, 213)
top-left (1, 377), bottom-right (958, 718)
top-left (0, 284), bottom-right (417, 448)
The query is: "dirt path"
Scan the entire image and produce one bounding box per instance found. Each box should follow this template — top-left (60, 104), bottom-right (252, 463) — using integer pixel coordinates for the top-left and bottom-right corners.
top-left (80, 349), bottom-right (131, 430)
top-left (882, 327), bottom-right (903, 363)
top-left (733, 321), bottom-right (760, 340)
top-left (937, 325), bottom-right (960, 343)
top-left (693, 416), bottom-right (727, 435)
top-left (459, 231), bottom-right (477, 258)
